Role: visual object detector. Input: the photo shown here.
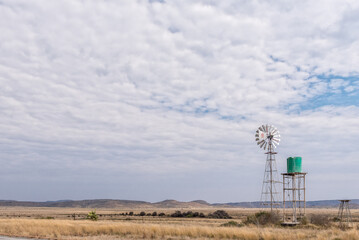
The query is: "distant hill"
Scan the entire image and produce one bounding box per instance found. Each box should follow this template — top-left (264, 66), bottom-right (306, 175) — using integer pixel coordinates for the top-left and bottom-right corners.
top-left (0, 199), bottom-right (153, 208)
top-left (0, 199), bottom-right (358, 208)
top-left (153, 199), bottom-right (211, 208)
top-left (214, 199), bottom-right (359, 209)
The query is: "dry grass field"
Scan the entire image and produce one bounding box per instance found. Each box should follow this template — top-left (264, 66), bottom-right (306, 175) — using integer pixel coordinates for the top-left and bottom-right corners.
top-left (0, 207), bottom-right (358, 239)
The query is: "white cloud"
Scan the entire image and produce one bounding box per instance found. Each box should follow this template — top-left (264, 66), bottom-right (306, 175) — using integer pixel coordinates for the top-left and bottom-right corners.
top-left (0, 0), bottom-right (358, 202)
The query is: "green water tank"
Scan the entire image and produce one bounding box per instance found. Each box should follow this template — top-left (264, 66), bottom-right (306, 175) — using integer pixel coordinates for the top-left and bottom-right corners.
top-left (294, 157), bottom-right (302, 172)
top-left (287, 157), bottom-right (302, 173)
top-left (287, 157), bottom-right (294, 173)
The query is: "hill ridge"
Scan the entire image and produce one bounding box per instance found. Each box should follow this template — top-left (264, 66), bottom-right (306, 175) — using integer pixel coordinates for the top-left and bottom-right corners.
top-left (0, 199), bottom-right (358, 208)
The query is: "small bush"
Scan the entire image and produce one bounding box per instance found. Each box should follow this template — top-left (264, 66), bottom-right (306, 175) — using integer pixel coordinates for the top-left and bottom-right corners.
top-left (220, 221), bottom-right (244, 227)
top-left (152, 212), bottom-right (157, 216)
top-left (186, 211), bottom-right (194, 217)
top-left (300, 216), bottom-right (308, 225)
top-left (129, 212), bottom-right (133, 216)
top-left (170, 211), bottom-right (206, 218)
top-left (243, 211), bottom-right (280, 225)
top-left (139, 212), bottom-right (146, 216)
top-left (86, 210), bottom-right (98, 221)
top-left (158, 212), bottom-right (165, 217)
top-left (310, 214), bottom-right (330, 226)
top-left (208, 210), bottom-right (232, 219)
top-left (171, 211), bottom-right (183, 217)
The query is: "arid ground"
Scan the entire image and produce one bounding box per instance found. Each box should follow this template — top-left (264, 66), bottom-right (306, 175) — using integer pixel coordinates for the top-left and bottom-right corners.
top-left (0, 207), bottom-right (358, 240)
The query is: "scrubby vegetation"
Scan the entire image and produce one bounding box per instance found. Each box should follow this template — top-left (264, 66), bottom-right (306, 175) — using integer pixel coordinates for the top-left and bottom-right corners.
top-left (220, 220), bottom-right (244, 227)
top-left (310, 214), bottom-right (330, 226)
top-left (170, 210), bottom-right (206, 218)
top-left (0, 207), bottom-right (357, 239)
top-left (86, 210), bottom-right (98, 221)
top-left (208, 210), bottom-right (232, 219)
top-left (244, 211), bottom-right (280, 226)
top-left (0, 218), bottom-right (358, 240)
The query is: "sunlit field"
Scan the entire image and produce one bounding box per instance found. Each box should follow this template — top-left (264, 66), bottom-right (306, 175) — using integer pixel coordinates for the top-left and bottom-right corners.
top-left (0, 207), bottom-right (358, 239)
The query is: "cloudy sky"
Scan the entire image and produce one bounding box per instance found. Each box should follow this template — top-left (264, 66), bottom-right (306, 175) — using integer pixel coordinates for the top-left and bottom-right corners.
top-left (0, 0), bottom-right (358, 203)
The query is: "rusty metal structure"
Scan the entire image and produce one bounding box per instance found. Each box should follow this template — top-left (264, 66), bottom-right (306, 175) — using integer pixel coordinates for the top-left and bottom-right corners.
top-left (282, 172), bottom-right (306, 224)
top-left (255, 124), bottom-right (281, 212)
top-left (337, 200), bottom-right (352, 227)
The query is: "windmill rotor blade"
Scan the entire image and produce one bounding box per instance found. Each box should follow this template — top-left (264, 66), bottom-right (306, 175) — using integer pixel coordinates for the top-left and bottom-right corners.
top-left (272, 129), bottom-right (278, 135)
top-left (255, 124), bottom-right (280, 150)
top-left (269, 125), bottom-right (274, 133)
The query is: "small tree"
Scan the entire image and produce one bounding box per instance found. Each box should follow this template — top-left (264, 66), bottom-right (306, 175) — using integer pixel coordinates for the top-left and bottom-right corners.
top-left (139, 211), bottom-right (146, 216)
top-left (87, 210), bottom-right (98, 221)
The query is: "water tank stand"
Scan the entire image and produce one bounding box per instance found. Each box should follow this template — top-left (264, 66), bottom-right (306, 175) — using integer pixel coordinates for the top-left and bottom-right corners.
top-left (281, 172), bottom-right (307, 224)
top-left (337, 200), bottom-right (352, 227)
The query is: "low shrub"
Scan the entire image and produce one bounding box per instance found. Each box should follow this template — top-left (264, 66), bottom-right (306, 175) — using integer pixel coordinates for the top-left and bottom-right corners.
top-left (171, 211), bottom-right (183, 217)
top-left (220, 221), bottom-right (244, 227)
top-left (300, 216), bottom-right (308, 225)
top-left (243, 211), bottom-right (280, 225)
top-left (310, 214), bottom-right (330, 227)
top-left (86, 210), bottom-right (98, 221)
top-left (208, 210), bottom-right (232, 219)
top-left (170, 211), bottom-right (206, 218)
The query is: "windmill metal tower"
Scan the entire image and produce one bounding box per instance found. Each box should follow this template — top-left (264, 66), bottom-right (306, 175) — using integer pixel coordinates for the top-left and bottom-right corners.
top-left (255, 124), bottom-right (281, 211)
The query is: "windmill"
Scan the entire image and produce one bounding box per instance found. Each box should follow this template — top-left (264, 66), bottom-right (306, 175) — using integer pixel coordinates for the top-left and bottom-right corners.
top-left (255, 124), bottom-right (281, 211)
